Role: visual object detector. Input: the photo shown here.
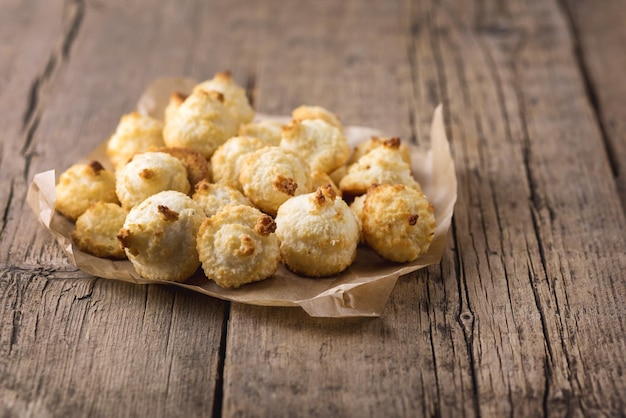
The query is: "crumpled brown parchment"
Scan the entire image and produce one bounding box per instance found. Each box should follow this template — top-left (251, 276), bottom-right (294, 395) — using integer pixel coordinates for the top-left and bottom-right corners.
top-left (27, 78), bottom-right (457, 318)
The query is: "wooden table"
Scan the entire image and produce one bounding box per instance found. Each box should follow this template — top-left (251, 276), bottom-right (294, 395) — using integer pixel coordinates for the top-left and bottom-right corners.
top-left (2, 0), bottom-right (625, 416)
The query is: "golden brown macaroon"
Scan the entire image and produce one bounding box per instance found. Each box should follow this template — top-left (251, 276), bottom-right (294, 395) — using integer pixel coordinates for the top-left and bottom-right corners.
top-left (153, 146), bottom-right (210, 187)
top-left (310, 170), bottom-right (342, 197)
top-left (162, 88), bottom-right (238, 158)
top-left (238, 146), bottom-right (312, 216)
top-left (55, 161), bottom-right (119, 221)
top-left (193, 71), bottom-right (255, 126)
top-left (210, 136), bottom-right (266, 191)
top-left (328, 165), bottom-right (348, 185)
top-left (339, 138), bottom-right (421, 196)
top-left (291, 105), bottom-right (343, 131)
top-left (274, 185), bottom-right (360, 277)
top-left (71, 202), bottom-right (128, 259)
top-left (238, 120), bottom-right (283, 146)
top-left (359, 184), bottom-right (436, 263)
top-left (117, 190), bottom-right (205, 282)
top-left (106, 112), bottom-right (165, 170)
top-left (115, 151), bottom-right (190, 210)
top-left (192, 180), bottom-right (252, 217)
top-left (163, 91), bottom-right (187, 125)
top-left (196, 204), bottom-right (280, 288)
top-left (280, 118), bottom-right (350, 174)
top-left (348, 136), bottom-right (411, 165)
top-left (348, 195), bottom-right (365, 243)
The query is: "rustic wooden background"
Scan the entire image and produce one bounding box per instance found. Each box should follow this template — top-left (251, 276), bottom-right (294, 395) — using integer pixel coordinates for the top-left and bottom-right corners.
top-left (1, 0), bottom-right (625, 416)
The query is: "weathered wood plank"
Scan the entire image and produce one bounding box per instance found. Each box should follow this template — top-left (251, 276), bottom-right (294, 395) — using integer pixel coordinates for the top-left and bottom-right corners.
top-left (563, 0), bottom-right (626, 208)
top-left (222, 0), bottom-right (626, 417)
top-left (0, 0), bottom-right (70, 269)
top-left (0, 268), bottom-right (226, 417)
top-left (1, 0), bottom-right (235, 415)
top-left (223, 1), bottom-right (476, 416)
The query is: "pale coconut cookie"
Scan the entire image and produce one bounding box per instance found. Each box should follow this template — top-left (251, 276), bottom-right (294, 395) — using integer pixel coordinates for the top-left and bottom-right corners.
top-left (106, 112), bottom-right (165, 170)
top-left (163, 91), bottom-right (187, 125)
top-left (310, 170), bottom-right (342, 197)
top-left (162, 89), bottom-right (238, 158)
top-left (339, 137), bottom-right (421, 196)
top-left (192, 180), bottom-right (252, 217)
top-left (210, 136), bottom-right (266, 191)
top-left (117, 190), bottom-right (205, 282)
top-left (115, 151), bottom-right (190, 210)
top-left (197, 204), bottom-right (280, 288)
top-left (280, 118), bottom-right (350, 174)
top-left (347, 136), bottom-right (411, 165)
top-left (193, 71), bottom-right (255, 127)
top-left (55, 161), bottom-right (119, 222)
top-left (291, 105), bottom-right (343, 131)
top-left (238, 146), bottom-right (313, 216)
top-left (348, 194), bottom-right (365, 243)
top-left (275, 185), bottom-right (360, 277)
top-left (71, 202), bottom-right (128, 259)
top-left (238, 120), bottom-right (282, 146)
top-left (358, 184), bottom-right (436, 263)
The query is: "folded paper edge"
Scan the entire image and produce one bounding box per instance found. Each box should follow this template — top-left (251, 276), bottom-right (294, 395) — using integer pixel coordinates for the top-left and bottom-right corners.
top-left (296, 275), bottom-right (399, 318)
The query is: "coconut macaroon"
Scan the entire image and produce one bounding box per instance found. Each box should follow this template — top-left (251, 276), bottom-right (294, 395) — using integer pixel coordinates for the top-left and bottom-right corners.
top-left (193, 71), bottom-right (255, 126)
top-left (291, 105), bottom-right (343, 131)
top-left (328, 165), bottom-right (348, 186)
top-left (359, 184), bottom-right (436, 263)
top-left (210, 136), bottom-right (266, 190)
top-left (192, 180), bottom-right (252, 217)
top-left (115, 151), bottom-right (190, 210)
top-left (348, 136), bottom-right (412, 165)
top-left (275, 185), bottom-right (360, 277)
top-left (153, 146), bottom-right (210, 187)
top-left (310, 170), bottom-right (342, 197)
top-left (339, 137), bottom-right (421, 196)
top-left (162, 88), bottom-right (238, 158)
top-left (55, 161), bottom-right (119, 221)
top-left (71, 202), bottom-right (128, 259)
top-left (163, 91), bottom-right (187, 125)
top-left (238, 146), bottom-right (312, 216)
top-left (197, 204), bottom-right (280, 288)
top-left (238, 120), bottom-right (283, 146)
top-left (106, 112), bottom-right (165, 170)
top-left (280, 118), bottom-right (350, 174)
top-left (117, 190), bottom-right (205, 282)
top-left (348, 194), bottom-right (365, 243)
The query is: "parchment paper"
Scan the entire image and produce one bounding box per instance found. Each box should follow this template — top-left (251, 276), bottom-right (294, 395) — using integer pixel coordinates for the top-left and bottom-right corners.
top-left (27, 78), bottom-right (457, 318)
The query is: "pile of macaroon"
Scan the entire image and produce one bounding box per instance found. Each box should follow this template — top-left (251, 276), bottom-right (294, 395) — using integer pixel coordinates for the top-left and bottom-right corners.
top-left (54, 72), bottom-right (436, 288)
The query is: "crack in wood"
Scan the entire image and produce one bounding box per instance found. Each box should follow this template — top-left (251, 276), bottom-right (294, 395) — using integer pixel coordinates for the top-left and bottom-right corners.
top-left (406, 12), bottom-right (421, 146)
top-left (245, 73), bottom-right (257, 109)
top-left (0, 179), bottom-right (14, 238)
top-left (513, 36), bottom-right (566, 407)
top-left (212, 301), bottom-right (230, 418)
top-left (555, 0), bottom-right (619, 183)
top-left (426, 4), bottom-right (484, 415)
top-left (20, 0), bottom-right (85, 180)
top-left (426, 280), bottom-right (443, 418)
top-left (140, 286), bottom-right (149, 327)
top-left (163, 292), bottom-right (178, 404)
top-left (9, 308), bottom-right (21, 356)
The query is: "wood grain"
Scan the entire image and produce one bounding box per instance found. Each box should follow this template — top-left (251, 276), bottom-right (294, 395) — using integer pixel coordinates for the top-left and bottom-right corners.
top-left (222, 0), bottom-right (626, 416)
top-left (0, 0), bottom-right (229, 416)
top-left (1, 0), bottom-right (624, 417)
top-left (563, 0), bottom-right (626, 208)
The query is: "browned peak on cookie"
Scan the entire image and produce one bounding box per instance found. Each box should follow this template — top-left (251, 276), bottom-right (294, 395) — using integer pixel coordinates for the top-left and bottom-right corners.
top-left (158, 205), bottom-right (179, 221)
